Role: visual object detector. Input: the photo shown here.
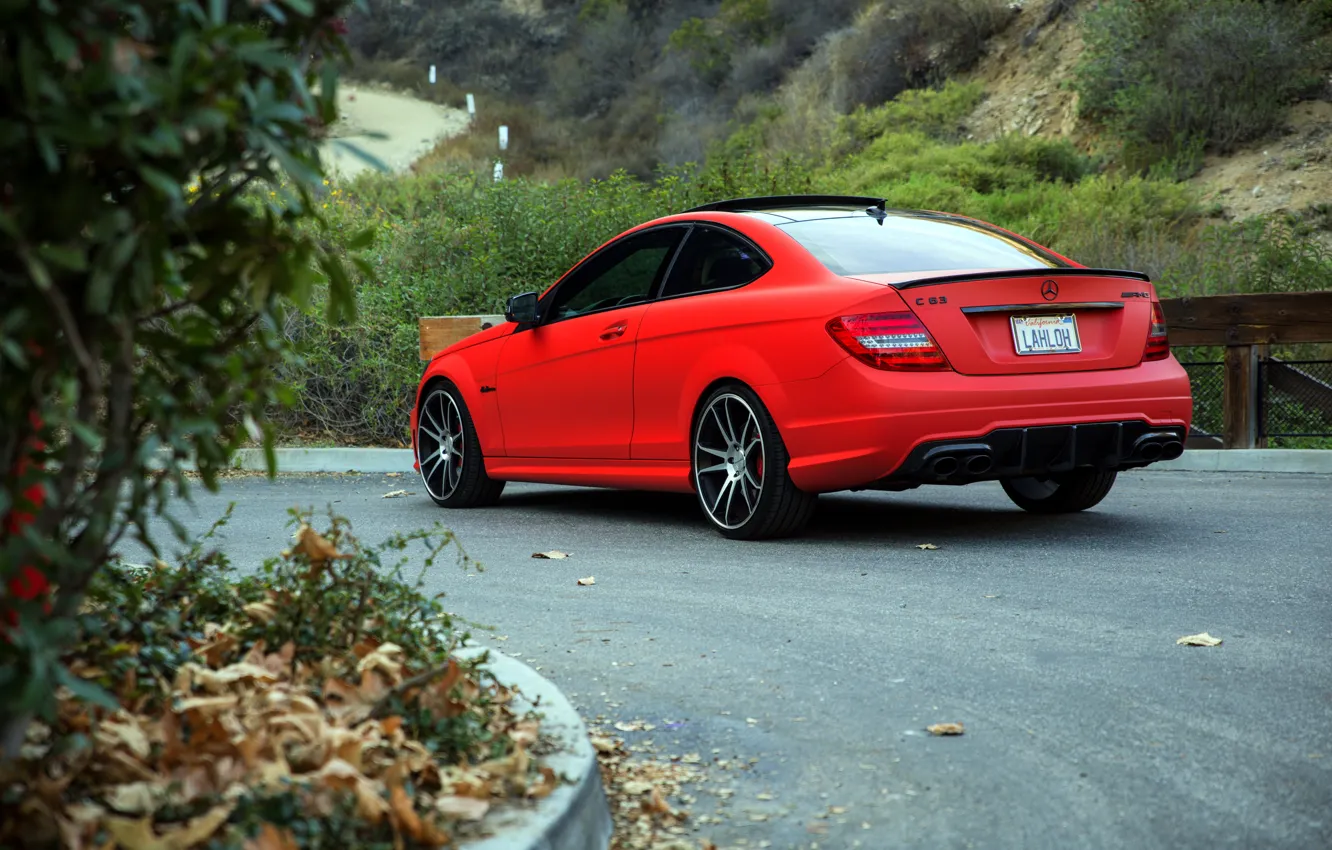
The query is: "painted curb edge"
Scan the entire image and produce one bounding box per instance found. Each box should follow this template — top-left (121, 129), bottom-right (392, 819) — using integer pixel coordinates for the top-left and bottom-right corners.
top-left (456, 645), bottom-right (612, 850)
top-left (227, 447), bottom-right (1332, 476)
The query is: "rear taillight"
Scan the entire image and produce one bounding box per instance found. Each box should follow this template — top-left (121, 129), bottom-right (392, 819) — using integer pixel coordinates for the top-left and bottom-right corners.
top-left (1143, 301), bottom-right (1170, 361)
top-left (826, 312), bottom-right (950, 371)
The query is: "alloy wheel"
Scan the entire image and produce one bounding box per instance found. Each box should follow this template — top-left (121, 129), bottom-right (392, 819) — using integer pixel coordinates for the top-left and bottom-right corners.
top-left (694, 393), bottom-right (766, 530)
top-left (417, 388), bottom-right (465, 501)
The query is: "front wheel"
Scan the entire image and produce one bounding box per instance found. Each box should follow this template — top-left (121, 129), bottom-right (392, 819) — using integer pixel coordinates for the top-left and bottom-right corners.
top-left (416, 382), bottom-right (505, 508)
top-left (1000, 469), bottom-right (1117, 514)
top-left (692, 385), bottom-right (816, 540)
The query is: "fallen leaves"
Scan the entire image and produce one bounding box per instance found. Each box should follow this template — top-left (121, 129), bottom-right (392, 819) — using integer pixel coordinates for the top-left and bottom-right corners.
top-left (915, 543), bottom-right (939, 550)
top-left (6, 613), bottom-right (553, 850)
top-left (926, 722), bottom-right (966, 736)
top-left (381, 489), bottom-right (413, 499)
top-left (1177, 632), bottom-right (1223, 647)
top-left (589, 725), bottom-right (715, 850)
top-left (577, 576), bottom-right (596, 586)
top-left (532, 550), bottom-right (571, 560)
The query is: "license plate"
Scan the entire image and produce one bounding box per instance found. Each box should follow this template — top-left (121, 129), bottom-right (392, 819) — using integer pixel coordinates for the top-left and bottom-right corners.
top-left (1011, 314), bottom-right (1081, 355)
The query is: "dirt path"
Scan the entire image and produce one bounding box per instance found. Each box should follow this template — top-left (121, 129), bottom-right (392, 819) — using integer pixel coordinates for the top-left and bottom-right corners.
top-left (320, 85), bottom-right (469, 179)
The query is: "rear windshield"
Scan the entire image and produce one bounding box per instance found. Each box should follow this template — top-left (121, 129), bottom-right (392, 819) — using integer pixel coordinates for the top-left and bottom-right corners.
top-left (778, 214), bottom-right (1069, 276)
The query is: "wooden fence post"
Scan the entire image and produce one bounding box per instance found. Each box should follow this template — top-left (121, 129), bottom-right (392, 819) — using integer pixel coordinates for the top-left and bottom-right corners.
top-left (1222, 344), bottom-right (1258, 449)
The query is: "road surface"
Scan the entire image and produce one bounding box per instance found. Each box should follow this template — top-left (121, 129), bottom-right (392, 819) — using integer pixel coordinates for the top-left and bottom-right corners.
top-left (128, 471), bottom-right (1332, 850)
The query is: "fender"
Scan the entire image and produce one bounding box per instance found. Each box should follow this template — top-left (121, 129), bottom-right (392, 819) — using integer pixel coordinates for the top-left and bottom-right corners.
top-left (416, 344), bottom-right (506, 458)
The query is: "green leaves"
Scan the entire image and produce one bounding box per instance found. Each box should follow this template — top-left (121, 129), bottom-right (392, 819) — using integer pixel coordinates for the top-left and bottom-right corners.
top-left (0, 0), bottom-right (364, 748)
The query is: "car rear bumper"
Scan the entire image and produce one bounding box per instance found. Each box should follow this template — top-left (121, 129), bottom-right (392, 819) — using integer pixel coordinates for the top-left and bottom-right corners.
top-left (764, 356), bottom-right (1193, 493)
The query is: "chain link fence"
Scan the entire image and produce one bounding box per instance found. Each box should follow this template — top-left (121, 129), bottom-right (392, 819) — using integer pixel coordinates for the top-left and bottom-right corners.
top-left (1180, 362), bottom-right (1225, 437)
top-left (1260, 360), bottom-right (1332, 438)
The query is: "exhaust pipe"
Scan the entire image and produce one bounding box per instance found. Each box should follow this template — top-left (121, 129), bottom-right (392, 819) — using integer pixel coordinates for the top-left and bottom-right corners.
top-left (964, 454), bottom-right (993, 475)
top-left (1160, 440), bottom-right (1184, 461)
top-left (1137, 441), bottom-right (1163, 461)
top-left (931, 456), bottom-right (959, 477)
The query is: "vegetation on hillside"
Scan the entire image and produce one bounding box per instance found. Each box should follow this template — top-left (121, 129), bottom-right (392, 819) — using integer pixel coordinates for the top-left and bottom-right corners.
top-left (240, 0), bottom-right (1332, 445)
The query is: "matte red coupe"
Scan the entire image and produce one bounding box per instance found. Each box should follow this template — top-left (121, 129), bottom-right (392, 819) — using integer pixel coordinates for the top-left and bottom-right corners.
top-left (411, 196), bottom-right (1192, 539)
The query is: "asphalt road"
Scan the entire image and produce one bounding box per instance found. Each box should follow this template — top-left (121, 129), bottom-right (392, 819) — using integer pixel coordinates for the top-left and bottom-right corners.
top-left (127, 470), bottom-right (1332, 850)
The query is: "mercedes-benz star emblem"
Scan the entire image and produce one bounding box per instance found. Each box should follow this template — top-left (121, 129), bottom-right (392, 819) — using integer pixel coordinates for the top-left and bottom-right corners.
top-left (1041, 280), bottom-right (1059, 301)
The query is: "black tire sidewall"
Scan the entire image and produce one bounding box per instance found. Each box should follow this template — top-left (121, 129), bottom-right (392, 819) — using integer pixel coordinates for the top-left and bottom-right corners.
top-left (1001, 469), bottom-right (1117, 514)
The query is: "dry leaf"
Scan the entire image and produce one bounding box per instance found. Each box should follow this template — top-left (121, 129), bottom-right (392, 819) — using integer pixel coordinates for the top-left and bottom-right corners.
top-left (381, 489), bottom-right (411, 499)
top-left (1177, 632), bottom-right (1223, 647)
top-left (533, 550), bottom-right (571, 559)
top-left (916, 543), bottom-right (939, 550)
top-left (576, 576), bottom-right (595, 586)
top-left (104, 781), bottom-right (167, 815)
top-left (926, 722), bottom-right (965, 736)
top-left (435, 795), bottom-right (490, 821)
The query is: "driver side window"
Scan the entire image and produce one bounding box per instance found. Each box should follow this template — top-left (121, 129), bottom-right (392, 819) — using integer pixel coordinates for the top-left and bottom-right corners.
top-left (548, 227), bottom-right (684, 322)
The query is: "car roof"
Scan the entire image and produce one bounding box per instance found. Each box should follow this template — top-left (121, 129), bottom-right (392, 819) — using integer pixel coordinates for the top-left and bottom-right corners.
top-left (680, 195), bottom-right (981, 225)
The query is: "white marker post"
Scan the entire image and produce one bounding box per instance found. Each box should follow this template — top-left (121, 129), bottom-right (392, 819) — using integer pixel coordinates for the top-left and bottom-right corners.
top-left (493, 161), bottom-right (504, 183)
top-left (428, 65), bottom-right (436, 85)
top-left (466, 93), bottom-right (476, 123)
top-left (498, 125), bottom-right (509, 152)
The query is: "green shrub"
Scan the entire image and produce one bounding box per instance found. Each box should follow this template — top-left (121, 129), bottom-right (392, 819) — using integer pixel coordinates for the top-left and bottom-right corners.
top-left (827, 0), bottom-right (1013, 112)
top-left (0, 0), bottom-right (362, 754)
top-left (1074, 0), bottom-right (1325, 172)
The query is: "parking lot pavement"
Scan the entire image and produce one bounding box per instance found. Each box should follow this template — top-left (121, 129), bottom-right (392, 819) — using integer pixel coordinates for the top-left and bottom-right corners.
top-left (129, 470), bottom-right (1332, 849)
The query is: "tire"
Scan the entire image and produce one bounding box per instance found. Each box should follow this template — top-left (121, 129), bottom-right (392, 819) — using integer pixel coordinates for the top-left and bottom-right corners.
top-left (1000, 469), bottom-right (1117, 514)
top-left (692, 384), bottom-right (817, 540)
top-left (416, 381), bottom-right (505, 508)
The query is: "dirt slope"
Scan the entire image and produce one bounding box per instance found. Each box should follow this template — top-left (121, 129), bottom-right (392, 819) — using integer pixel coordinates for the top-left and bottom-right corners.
top-left (320, 85), bottom-right (470, 179)
top-left (959, 0), bottom-right (1332, 224)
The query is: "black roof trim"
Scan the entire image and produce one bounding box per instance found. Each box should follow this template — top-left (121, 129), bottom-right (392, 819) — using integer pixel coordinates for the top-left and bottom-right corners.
top-left (893, 267), bottom-right (1152, 290)
top-left (686, 194), bottom-right (888, 213)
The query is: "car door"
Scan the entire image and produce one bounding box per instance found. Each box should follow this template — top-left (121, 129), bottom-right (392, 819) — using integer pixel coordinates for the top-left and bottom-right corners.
top-left (496, 226), bottom-right (686, 458)
top-left (632, 225), bottom-right (774, 460)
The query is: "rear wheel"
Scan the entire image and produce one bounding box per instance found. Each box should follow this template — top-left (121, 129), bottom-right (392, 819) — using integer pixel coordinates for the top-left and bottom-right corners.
top-left (1000, 469), bottom-right (1117, 514)
top-left (416, 382), bottom-right (505, 508)
top-left (693, 385), bottom-right (816, 540)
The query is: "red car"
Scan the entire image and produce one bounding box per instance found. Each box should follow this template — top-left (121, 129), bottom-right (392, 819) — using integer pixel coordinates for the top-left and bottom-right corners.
top-left (412, 196), bottom-right (1192, 539)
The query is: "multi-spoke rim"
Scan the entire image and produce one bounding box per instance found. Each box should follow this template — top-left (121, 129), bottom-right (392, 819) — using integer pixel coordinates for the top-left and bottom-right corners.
top-left (417, 388), bottom-right (465, 501)
top-left (694, 393), bottom-right (765, 530)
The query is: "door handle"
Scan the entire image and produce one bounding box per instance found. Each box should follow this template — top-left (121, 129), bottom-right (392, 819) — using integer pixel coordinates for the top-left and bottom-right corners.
top-left (599, 324), bottom-right (627, 341)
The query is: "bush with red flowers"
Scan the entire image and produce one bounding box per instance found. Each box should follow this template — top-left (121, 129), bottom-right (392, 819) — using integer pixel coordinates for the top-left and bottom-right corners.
top-left (0, 0), bottom-right (367, 763)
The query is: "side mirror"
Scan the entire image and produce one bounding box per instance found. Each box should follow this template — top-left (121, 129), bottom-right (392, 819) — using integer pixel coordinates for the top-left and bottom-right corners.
top-left (504, 291), bottom-right (539, 325)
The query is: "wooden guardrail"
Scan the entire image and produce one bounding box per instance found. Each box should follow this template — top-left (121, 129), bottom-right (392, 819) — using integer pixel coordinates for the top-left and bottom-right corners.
top-left (1161, 291), bottom-right (1332, 449)
top-left (418, 292), bottom-right (1332, 450)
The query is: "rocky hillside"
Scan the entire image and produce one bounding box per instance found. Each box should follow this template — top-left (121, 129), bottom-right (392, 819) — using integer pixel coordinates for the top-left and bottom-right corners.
top-left (343, 0), bottom-right (1332, 230)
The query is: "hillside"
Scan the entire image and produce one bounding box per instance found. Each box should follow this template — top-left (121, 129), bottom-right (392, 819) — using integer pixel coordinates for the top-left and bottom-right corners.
top-left (957, 0), bottom-right (1332, 234)
top-left (341, 0), bottom-right (1332, 231)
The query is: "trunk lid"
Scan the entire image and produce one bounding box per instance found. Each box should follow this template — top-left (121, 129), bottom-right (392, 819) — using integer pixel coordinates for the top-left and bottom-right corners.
top-left (851, 269), bottom-right (1155, 375)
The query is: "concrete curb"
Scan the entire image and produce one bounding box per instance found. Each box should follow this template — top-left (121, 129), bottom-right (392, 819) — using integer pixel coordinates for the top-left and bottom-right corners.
top-left (457, 646), bottom-right (612, 850)
top-left (234, 447), bottom-right (1332, 476)
top-left (232, 447), bottom-right (415, 474)
top-left (1146, 449), bottom-right (1332, 475)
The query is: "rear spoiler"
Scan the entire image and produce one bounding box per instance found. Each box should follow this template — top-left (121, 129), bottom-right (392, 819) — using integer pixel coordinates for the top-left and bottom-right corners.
top-left (895, 268), bottom-right (1151, 290)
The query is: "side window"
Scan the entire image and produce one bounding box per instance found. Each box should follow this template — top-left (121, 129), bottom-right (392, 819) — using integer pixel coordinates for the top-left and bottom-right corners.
top-left (547, 228), bottom-right (684, 322)
top-left (659, 226), bottom-right (770, 299)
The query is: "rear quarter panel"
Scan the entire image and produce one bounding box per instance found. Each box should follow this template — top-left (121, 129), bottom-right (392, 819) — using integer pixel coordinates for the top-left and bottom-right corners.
top-left (630, 247), bottom-right (885, 460)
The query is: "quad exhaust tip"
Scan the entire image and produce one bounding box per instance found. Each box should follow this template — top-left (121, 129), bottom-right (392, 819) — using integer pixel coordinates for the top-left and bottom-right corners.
top-left (931, 456), bottom-right (960, 477)
top-left (964, 455), bottom-right (993, 475)
top-left (1160, 440), bottom-right (1184, 460)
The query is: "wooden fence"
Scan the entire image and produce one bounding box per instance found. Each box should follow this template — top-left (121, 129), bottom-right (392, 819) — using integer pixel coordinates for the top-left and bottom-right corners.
top-left (418, 291), bottom-right (1332, 450)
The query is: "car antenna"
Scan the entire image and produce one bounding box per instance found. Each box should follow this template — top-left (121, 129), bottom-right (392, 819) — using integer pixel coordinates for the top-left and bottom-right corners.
top-left (866, 199), bottom-right (887, 225)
